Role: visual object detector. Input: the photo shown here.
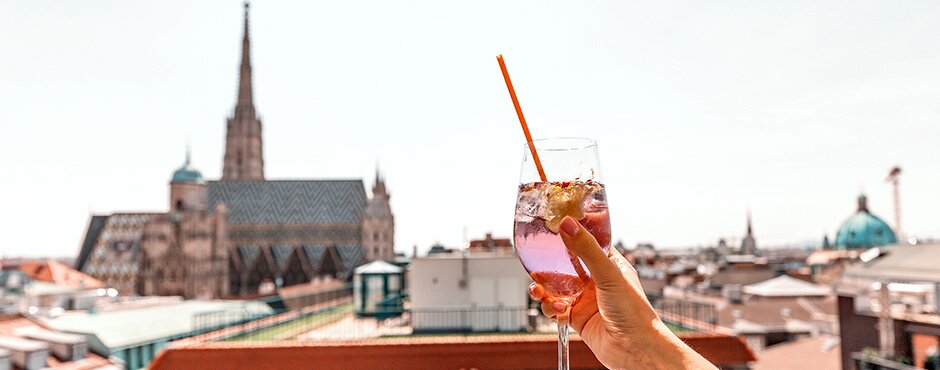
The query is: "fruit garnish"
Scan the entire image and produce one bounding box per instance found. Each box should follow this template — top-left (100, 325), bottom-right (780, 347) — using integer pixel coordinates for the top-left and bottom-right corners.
top-left (543, 181), bottom-right (597, 233)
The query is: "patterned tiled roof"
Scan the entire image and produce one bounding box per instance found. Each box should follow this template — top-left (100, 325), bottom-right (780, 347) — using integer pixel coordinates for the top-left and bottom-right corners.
top-left (207, 180), bottom-right (367, 225)
top-left (302, 245), bottom-right (326, 268)
top-left (237, 245), bottom-right (261, 269)
top-left (75, 215), bottom-right (108, 270)
top-left (336, 244), bottom-right (364, 279)
top-left (271, 245), bottom-right (293, 272)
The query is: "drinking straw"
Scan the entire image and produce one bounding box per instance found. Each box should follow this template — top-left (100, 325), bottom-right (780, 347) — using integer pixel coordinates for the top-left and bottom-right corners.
top-left (497, 54), bottom-right (547, 182)
top-left (498, 55), bottom-right (590, 285)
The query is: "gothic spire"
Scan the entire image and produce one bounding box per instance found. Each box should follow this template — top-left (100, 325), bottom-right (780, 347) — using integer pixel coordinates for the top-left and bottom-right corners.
top-left (235, 1), bottom-right (254, 116)
top-left (222, 1), bottom-right (265, 180)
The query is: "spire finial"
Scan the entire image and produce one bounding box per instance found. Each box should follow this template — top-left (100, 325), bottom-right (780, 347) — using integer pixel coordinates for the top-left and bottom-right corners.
top-left (185, 143), bottom-right (192, 165)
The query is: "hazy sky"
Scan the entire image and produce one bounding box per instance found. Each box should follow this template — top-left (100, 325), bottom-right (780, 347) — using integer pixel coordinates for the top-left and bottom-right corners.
top-left (2, 0), bottom-right (940, 258)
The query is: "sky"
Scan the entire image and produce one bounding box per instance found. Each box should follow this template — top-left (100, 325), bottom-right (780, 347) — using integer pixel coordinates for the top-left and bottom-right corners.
top-left (2, 0), bottom-right (940, 258)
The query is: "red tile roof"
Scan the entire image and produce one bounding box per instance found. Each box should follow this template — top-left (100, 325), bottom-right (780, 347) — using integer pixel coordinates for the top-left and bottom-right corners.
top-left (17, 260), bottom-right (104, 289)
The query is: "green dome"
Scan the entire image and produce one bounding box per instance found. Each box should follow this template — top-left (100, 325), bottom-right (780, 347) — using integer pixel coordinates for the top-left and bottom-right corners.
top-left (171, 150), bottom-right (204, 184)
top-left (835, 194), bottom-right (897, 249)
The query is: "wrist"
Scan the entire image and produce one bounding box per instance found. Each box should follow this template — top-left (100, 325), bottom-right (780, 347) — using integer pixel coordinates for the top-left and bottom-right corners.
top-left (609, 320), bottom-right (711, 370)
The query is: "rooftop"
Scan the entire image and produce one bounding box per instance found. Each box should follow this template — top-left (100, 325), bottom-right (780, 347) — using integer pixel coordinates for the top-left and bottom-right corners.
top-left (844, 243), bottom-right (940, 282)
top-left (753, 335), bottom-right (840, 370)
top-left (354, 260), bottom-right (402, 274)
top-left (40, 300), bottom-right (272, 350)
top-left (742, 275), bottom-right (832, 298)
top-left (207, 180), bottom-right (367, 225)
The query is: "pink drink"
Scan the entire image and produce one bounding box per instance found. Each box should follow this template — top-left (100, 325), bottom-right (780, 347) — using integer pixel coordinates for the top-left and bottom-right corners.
top-left (513, 181), bottom-right (611, 299)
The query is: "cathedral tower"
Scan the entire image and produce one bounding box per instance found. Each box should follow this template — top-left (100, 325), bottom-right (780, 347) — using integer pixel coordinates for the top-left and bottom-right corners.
top-left (362, 169), bottom-right (395, 261)
top-left (222, 2), bottom-right (265, 180)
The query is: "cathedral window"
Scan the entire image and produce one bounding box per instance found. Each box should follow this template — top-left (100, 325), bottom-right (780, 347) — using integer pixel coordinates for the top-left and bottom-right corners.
top-left (373, 232), bottom-right (379, 241)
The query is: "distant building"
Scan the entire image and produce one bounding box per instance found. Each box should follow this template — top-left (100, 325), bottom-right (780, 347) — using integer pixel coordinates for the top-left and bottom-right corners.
top-left (408, 253), bottom-right (530, 333)
top-left (467, 233), bottom-right (512, 254)
top-left (0, 262), bottom-right (104, 315)
top-left (425, 243), bottom-right (456, 256)
top-left (74, 4), bottom-right (394, 299)
top-left (39, 297), bottom-right (272, 370)
top-left (838, 243), bottom-right (940, 369)
top-left (716, 276), bottom-right (838, 353)
top-left (0, 315), bottom-right (120, 369)
top-left (834, 194), bottom-right (897, 249)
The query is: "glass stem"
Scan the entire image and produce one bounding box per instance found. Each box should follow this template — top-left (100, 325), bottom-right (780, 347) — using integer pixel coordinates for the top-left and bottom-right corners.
top-left (557, 310), bottom-right (570, 370)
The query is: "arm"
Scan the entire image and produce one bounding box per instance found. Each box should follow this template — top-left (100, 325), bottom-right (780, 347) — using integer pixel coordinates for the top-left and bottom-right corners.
top-left (529, 216), bottom-right (716, 370)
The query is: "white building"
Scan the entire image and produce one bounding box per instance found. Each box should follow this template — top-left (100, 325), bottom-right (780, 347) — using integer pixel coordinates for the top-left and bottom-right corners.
top-left (408, 252), bottom-right (531, 333)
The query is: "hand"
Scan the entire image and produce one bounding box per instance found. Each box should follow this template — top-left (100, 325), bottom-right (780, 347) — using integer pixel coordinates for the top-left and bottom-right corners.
top-left (529, 216), bottom-right (716, 370)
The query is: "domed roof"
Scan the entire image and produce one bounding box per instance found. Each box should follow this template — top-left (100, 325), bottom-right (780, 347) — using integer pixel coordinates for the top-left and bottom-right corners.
top-left (171, 150), bottom-right (204, 184)
top-left (835, 194), bottom-right (896, 249)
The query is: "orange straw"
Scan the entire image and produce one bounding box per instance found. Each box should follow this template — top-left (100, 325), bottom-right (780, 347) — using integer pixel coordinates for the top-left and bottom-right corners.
top-left (497, 54), bottom-right (547, 182)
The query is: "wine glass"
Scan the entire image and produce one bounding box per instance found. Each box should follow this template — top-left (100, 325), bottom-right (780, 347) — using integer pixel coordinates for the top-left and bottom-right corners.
top-left (513, 137), bottom-right (611, 370)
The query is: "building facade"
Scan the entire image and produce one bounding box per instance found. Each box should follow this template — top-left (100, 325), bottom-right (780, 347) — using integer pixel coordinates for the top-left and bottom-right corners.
top-left (75, 3), bottom-right (394, 299)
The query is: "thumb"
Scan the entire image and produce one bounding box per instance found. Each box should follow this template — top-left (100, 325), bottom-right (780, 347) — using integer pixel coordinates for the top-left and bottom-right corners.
top-left (558, 216), bottom-right (624, 292)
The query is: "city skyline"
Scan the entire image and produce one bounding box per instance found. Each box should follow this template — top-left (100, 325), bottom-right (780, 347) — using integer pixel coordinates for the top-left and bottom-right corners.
top-left (3, 0), bottom-right (940, 257)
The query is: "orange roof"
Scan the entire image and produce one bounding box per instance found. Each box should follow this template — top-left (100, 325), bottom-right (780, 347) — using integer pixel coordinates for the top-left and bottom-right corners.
top-left (18, 260), bottom-right (104, 289)
top-left (151, 332), bottom-right (755, 369)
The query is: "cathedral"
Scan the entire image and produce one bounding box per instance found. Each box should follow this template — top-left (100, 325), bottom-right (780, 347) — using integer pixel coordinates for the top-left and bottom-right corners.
top-left (75, 3), bottom-right (394, 299)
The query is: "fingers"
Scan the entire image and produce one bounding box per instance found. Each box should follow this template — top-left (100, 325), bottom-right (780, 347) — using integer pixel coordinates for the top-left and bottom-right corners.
top-left (559, 216), bottom-right (625, 292)
top-left (541, 299), bottom-right (569, 318)
top-left (529, 282), bottom-right (545, 300)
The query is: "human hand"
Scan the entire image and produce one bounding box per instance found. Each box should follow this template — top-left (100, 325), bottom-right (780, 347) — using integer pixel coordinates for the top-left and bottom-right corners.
top-left (529, 216), bottom-right (716, 370)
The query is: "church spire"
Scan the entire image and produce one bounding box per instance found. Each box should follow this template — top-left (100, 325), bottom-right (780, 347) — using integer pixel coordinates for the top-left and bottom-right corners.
top-left (222, 1), bottom-right (265, 180)
top-left (236, 1), bottom-right (253, 115)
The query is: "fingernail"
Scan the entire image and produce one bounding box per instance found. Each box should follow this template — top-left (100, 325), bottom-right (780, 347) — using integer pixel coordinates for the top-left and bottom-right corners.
top-left (552, 301), bottom-right (568, 312)
top-left (560, 216), bottom-right (580, 236)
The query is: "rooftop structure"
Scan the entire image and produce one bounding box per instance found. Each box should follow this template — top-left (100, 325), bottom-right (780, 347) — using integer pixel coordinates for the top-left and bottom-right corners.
top-left (409, 253), bottom-right (530, 333)
top-left (837, 243), bottom-right (940, 369)
top-left (0, 315), bottom-right (118, 369)
top-left (170, 149), bottom-right (204, 184)
top-left (467, 233), bottom-right (513, 254)
top-left (834, 194), bottom-right (897, 249)
top-left (39, 299), bottom-right (272, 369)
top-left (716, 296), bottom-right (838, 353)
top-left (742, 275), bottom-right (832, 298)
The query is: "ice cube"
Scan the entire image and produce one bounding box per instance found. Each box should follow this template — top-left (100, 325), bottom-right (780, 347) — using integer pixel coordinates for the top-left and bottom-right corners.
top-left (516, 186), bottom-right (546, 219)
